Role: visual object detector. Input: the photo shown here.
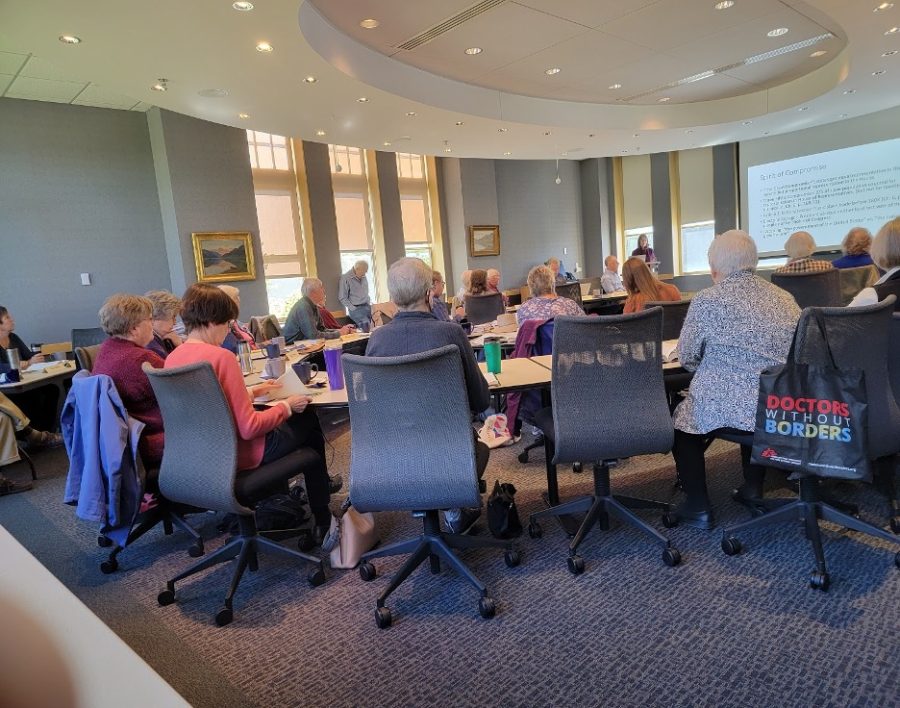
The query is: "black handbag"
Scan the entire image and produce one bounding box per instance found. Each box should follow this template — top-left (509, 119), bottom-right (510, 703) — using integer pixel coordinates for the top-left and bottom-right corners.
top-left (487, 481), bottom-right (522, 539)
top-left (750, 311), bottom-right (869, 480)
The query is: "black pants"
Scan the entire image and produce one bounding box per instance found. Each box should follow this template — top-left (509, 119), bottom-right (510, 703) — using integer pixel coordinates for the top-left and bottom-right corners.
top-left (672, 428), bottom-right (766, 511)
top-left (8, 384), bottom-right (60, 432)
top-left (262, 408), bottom-right (331, 525)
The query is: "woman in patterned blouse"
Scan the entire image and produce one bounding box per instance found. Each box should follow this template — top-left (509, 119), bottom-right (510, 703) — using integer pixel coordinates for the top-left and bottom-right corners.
top-left (672, 230), bottom-right (800, 530)
top-left (516, 265), bottom-right (586, 325)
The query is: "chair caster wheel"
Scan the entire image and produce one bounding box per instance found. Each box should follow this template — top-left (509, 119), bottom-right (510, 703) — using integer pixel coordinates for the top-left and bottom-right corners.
top-left (572, 462), bottom-right (583, 474)
top-left (567, 555), bottom-right (585, 576)
top-left (478, 479), bottom-right (487, 494)
top-left (809, 570), bottom-right (830, 591)
top-left (307, 567), bottom-right (326, 587)
top-left (215, 608), bottom-right (233, 626)
top-left (97, 535), bottom-right (113, 548)
top-left (894, 551), bottom-right (900, 570)
top-left (188, 542), bottom-right (204, 558)
top-left (297, 533), bottom-right (315, 552)
top-left (100, 559), bottom-right (118, 574)
top-left (890, 517), bottom-right (900, 535)
top-left (375, 606), bottom-right (392, 629)
top-left (517, 452), bottom-right (529, 463)
top-left (504, 549), bottom-right (521, 568)
top-left (157, 589), bottom-right (176, 606)
top-left (662, 547), bottom-right (681, 567)
top-left (528, 521), bottom-right (542, 539)
top-left (721, 537), bottom-right (742, 556)
top-left (661, 513), bottom-right (678, 529)
top-left (478, 596), bottom-right (497, 619)
top-left (359, 562), bottom-right (377, 581)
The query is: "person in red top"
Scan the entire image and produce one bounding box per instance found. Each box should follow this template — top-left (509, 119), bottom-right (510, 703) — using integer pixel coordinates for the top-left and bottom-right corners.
top-left (92, 294), bottom-right (167, 467)
top-left (165, 284), bottom-right (335, 538)
top-left (622, 257), bottom-right (682, 313)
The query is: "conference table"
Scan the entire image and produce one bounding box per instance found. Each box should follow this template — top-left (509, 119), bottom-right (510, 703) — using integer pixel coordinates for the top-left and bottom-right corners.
top-left (0, 359), bottom-right (77, 431)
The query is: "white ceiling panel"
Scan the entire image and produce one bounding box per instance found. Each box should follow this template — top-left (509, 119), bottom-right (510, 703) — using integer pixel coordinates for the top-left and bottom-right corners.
top-left (5, 75), bottom-right (86, 103)
top-left (72, 83), bottom-right (140, 109)
top-left (19, 54), bottom-right (90, 82)
top-left (0, 51), bottom-right (28, 75)
top-left (512, 0), bottom-right (662, 29)
top-left (562, 53), bottom-right (710, 99)
top-left (0, 73), bottom-right (15, 94)
top-left (629, 73), bottom-right (752, 104)
top-left (721, 36), bottom-right (846, 87)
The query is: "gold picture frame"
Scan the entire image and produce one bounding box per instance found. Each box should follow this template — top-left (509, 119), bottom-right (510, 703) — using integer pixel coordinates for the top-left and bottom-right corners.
top-left (468, 225), bottom-right (500, 257)
top-left (191, 232), bottom-right (256, 283)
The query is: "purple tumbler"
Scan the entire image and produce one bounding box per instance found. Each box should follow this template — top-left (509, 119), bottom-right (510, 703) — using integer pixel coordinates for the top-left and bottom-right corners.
top-left (323, 345), bottom-right (345, 390)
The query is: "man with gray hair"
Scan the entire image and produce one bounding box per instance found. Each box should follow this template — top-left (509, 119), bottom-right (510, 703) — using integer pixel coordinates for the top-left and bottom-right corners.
top-left (283, 278), bottom-right (354, 344)
top-left (366, 257), bottom-right (491, 534)
top-left (338, 260), bottom-right (372, 330)
top-left (600, 255), bottom-right (624, 293)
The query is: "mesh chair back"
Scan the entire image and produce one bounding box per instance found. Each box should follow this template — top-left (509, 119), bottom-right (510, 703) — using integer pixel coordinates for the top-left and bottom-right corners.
top-left (771, 270), bottom-right (842, 309)
top-left (555, 282), bottom-right (583, 307)
top-left (550, 309), bottom-right (673, 462)
top-left (644, 299), bottom-right (691, 340)
top-left (890, 313), bottom-right (900, 407)
top-left (142, 361), bottom-right (249, 514)
top-left (464, 293), bottom-right (505, 325)
top-left (343, 345), bottom-right (481, 513)
top-left (71, 327), bottom-right (107, 350)
top-left (793, 296), bottom-right (900, 459)
top-left (74, 344), bottom-right (101, 373)
top-left (838, 265), bottom-right (879, 305)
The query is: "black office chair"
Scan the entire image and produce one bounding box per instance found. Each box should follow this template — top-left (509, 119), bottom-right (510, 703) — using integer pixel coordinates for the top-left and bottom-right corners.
top-left (721, 297), bottom-right (900, 590)
top-left (344, 346), bottom-right (519, 628)
top-left (464, 293), bottom-right (505, 325)
top-left (74, 344), bottom-right (101, 373)
top-left (644, 299), bottom-right (691, 340)
top-left (555, 282), bottom-right (583, 308)
top-left (771, 270), bottom-right (842, 309)
top-left (528, 309), bottom-right (682, 574)
top-left (145, 361), bottom-right (326, 626)
top-left (838, 265), bottom-right (878, 306)
top-left (71, 327), bottom-right (107, 351)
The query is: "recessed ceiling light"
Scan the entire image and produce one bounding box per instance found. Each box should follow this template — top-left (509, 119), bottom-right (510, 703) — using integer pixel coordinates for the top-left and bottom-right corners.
top-left (383, 141), bottom-right (392, 147)
top-left (767, 27), bottom-right (789, 37)
top-left (763, 131), bottom-right (770, 135)
top-left (544, 67), bottom-right (561, 76)
top-left (798, 106), bottom-right (809, 111)
top-left (357, 97), bottom-right (369, 103)
top-left (588, 133), bottom-right (596, 138)
top-left (883, 50), bottom-right (899, 56)
top-left (316, 129), bottom-right (326, 137)
top-left (238, 113), bottom-right (249, 119)
top-left (232, 1), bottom-right (254, 10)
top-left (886, 26), bottom-right (899, 34)
top-left (503, 151), bottom-right (512, 156)
top-left (608, 83), bottom-right (622, 90)
top-left (633, 132), bottom-right (640, 137)
top-left (621, 149), bottom-right (629, 153)
top-left (543, 131), bottom-right (552, 136)
top-left (498, 127), bottom-right (508, 133)
top-left (303, 76), bottom-right (317, 84)
top-left (198, 88), bottom-right (228, 98)
top-left (658, 96), bottom-right (671, 102)
top-left (843, 88), bottom-right (857, 94)
top-left (455, 121), bottom-right (464, 126)
top-left (873, 69), bottom-right (887, 75)
top-left (444, 147), bottom-right (452, 153)
top-left (742, 120), bottom-right (753, 125)
top-left (256, 41), bottom-right (274, 52)
top-left (840, 113), bottom-right (848, 118)
top-left (874, 2), bottom-right (894, 11)
top-left (810, 50), bottom-right (827, 58)
top-left (150, 81), bottom-right (168, 92)
top-left (59, 35), bottom-right (81, 44)
top-left (464, 47), bottom-right (482, 55)
top-left (406, 111), bottom-right (417, 117)
top-left (715, 1), bottom-right (735, 8)
top-left (685, 129), bottom-right (694, 134)
top-left (360, 18), bottom-right (379, 29)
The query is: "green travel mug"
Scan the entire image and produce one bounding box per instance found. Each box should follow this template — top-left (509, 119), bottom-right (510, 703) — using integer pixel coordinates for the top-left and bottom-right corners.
top-left (484, 337), bottom-right (502, 374)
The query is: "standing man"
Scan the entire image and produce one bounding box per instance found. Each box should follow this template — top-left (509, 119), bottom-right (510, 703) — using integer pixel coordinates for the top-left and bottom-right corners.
top-left (600, 255), bottom-right (625, 293)
top-left (339, 260), bottom-right (373, 331)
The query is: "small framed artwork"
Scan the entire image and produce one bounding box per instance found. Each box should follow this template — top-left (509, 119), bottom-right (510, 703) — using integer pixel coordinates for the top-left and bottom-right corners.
top-left (191, 232), bottom-right (256, 283)
top-left (468, 225), bottom-right (500, 257)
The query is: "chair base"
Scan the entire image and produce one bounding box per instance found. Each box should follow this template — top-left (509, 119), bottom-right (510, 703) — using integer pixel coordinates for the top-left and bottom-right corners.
top-left (157, 514), bottom-right (324, 625)
top-left (357, 510), bottom-right (516, 627)
top-left (721, 476), bottom-right (900, 590)
top-left (15, 444), bottom-right (38, 481)
top-left (100, 502), bottom-right (204, 574)
top-left (529, 462), bottom-right (681, 574)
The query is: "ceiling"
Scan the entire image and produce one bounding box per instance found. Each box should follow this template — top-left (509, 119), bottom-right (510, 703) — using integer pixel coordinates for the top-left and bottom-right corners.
top-left (0, 0), bottom-right (898, 159)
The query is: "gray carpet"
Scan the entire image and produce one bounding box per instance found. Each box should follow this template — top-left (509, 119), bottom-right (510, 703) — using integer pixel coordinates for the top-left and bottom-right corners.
top-left (1, 425), bottom-right (899, 708)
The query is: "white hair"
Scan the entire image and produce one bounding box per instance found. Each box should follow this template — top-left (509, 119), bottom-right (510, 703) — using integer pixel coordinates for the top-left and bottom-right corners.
top-left (871, 216), bottom-right (900, 269)
top-left (708, 230), bottom-right (758, 277)
top-left (216, 284), bottom-right (240, 302)
top-left (353, 260), bottom-right (369, 271)
top-left (388, 257), bottom-right (432, 309)
top-left (784, 231), bottom-right (815, 260)
top-left (301, 278), bottom-right (324, 298)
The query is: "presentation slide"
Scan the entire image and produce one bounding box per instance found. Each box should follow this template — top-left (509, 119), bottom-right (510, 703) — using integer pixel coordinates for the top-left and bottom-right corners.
top-left (747, 137), bottom-right (900, 255)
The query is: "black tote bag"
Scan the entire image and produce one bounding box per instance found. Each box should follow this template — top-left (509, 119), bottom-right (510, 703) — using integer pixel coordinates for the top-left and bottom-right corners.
top-left (750, 311), bottom-right (869, 480)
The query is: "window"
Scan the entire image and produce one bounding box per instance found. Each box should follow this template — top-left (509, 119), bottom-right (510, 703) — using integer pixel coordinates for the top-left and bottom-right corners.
top-left (332, 145), bottom-right (378, 302)
top-left (397, 153), bottom-right (433, 265)
top-left (618, 154), bottom-right (654, 261)
top-left (677, 148), bottom-right (715, 274)
top-left (329, 144), bottom-right (364, 175)
top-left (396, 152), bottom-right (424, 179)
top-left (247, 131), bottom-right (289, 171)
top-left (679, 221), bottom-right (715, 273)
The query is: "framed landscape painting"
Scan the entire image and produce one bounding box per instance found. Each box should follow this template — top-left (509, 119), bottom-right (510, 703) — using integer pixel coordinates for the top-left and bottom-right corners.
top-left (192, 232), bottom-right (256, 283)
top-left (468, 225), bottom-right (500, 257)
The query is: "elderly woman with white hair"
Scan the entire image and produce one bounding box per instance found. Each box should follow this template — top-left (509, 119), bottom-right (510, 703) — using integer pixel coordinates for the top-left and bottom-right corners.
top-left (144, 290), bottom-right (182, 359)
top-left (850, 216), bottom-right (900, 310)
top-left (774, 231), bottom-right (834, 274)
top-left (516, 265), bottom-right (585, 325)
top-left (672, 230), bottom-right (800, 530)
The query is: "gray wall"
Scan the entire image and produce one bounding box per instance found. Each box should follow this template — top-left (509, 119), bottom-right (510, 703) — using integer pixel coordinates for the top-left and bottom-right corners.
top-left (374, 150), bottom-right (406, 268)
top-left (0, 98), bottom-right (169, 343)
top-left (302, 141), bottom-right (343, 307)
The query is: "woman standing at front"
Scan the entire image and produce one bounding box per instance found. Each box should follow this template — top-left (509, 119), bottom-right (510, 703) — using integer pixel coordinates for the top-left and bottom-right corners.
top-left (164, 284), bottom-right (335, 540)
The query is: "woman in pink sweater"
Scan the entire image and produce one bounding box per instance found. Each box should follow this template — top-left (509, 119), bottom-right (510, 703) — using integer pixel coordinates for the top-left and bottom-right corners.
top-left (165, 284), bottom-right (334, 536)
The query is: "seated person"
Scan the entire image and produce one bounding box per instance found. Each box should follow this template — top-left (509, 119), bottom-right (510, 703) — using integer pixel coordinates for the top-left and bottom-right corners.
top-left (366, 257), bottom-right (491, 534)
top-left (430, 270), bottom-right (451, 321)
top-left (486, 268), bottom-right (509, 307)
top-left (546, 257), bottom-right (569, 286)
top-left (622, 257), bottom-right (682, 313)
top-left (0, 305), bottom-right (60, 434)
top-left (217, 285), bottom-right (257, 354)
top-left (774, 231), bottom-right (834, 274)
top-left (451, 270), bottom-right (472, 319)
top-left (600, 255), bottom-right (625, 293)
top-left (1, 390), bottom-right (61, 457)
top-left (283, 278), bottom-right (354, 344)
top-left (91, 294), bottom-right (166, 467)
top-left (631, 233), bottom-right (656, 263)
top-left (832, 227), bottom-right (874, 269)
top-left (850, 216), bottom-right (900, 310)
top-left (672, 230), bottom-right (800, 529)
top-left (144, 290), bottom-right (182, 360)
top-left (165, 284), bottom-right (335, 540)
top-left (517, 265), bottom-right (585, 325)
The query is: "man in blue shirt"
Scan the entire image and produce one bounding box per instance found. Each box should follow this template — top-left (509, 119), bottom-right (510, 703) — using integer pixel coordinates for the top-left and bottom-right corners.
top-left (600, 255), bottom-right (625, 293)
top-left (338, 261), bottom-right (372, 331)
